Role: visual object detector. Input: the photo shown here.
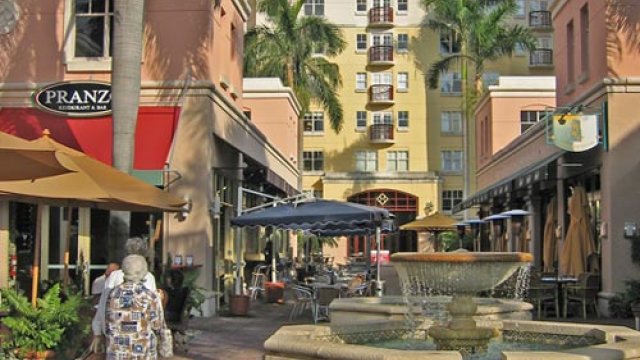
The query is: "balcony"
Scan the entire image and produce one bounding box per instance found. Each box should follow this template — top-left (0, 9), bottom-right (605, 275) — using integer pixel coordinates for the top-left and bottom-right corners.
top-left (368, 84), bottom-right (394, 105)
top-left (529, 48), bottom-right (553, 67)
top-left (368, 45), bottom-right (394, 65)
top-left (368, 6), bottom-right (394, 27)
top-left (529, 11), bottom-right (552, 29)
top-left (369, 123), bottom-right (395, 143)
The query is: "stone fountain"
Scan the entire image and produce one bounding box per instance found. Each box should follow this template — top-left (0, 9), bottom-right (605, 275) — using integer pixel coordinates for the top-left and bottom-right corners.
top-left (392, 250), bottom-right (533, 353)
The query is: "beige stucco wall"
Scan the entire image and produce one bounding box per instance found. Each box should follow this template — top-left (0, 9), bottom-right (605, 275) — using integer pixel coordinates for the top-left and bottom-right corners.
top-left (600, 92), bottom-right (640, 295)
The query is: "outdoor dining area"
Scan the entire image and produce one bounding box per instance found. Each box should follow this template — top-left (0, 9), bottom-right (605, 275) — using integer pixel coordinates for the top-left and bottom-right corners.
top-left (231, 198), bottom-right (392, 323)
top-left (0, 130), bottom-right (189, 358)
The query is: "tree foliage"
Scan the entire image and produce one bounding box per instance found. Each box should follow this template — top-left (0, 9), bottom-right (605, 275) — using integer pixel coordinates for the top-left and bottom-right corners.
top-left (422, 0), bottom-right (537, 100)
top-left (244, 0), bottom-right (346, 132)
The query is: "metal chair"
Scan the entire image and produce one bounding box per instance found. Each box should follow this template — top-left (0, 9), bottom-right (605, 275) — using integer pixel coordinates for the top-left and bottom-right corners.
top-left (563, 272), bottom-right (600, 319)
top-left (289, 284), bottom-right (317, 323)
top-left (249, 264), bottom-right (268, 300)
top-left (527, 271), bottom-right (559, 319)
top-left (316, 287), bottom-right (341, 321)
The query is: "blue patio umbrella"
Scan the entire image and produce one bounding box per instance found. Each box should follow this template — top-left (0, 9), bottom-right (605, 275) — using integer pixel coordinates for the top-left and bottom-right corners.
top-left (231, 199), bottom-right (392, 295)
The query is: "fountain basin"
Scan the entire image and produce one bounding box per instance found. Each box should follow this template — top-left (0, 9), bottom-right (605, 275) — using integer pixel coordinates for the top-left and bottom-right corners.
top-left (392, 252), bottom-right (533, 294)
top-left (264, 320), bottom-right (640, 360)
top-left (329, 296), bottom-right (532, 326)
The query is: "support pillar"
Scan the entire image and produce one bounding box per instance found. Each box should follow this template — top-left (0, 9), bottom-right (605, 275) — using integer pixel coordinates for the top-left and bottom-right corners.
top-left (78, 208), bottom-right (91, 295)
top-left (0, 202), bottom-right (9, 288)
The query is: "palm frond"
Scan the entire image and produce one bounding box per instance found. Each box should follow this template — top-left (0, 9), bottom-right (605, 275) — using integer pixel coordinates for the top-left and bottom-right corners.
top-left (305, 59), bottom-right (344, 133)
top-left (427, 55), bottom-right (463, 89)
top-left (297, 16), bottom-right (346, 56)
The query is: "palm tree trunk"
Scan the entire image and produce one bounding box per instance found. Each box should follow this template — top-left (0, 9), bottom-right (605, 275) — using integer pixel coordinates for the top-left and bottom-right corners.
top-left (460, 43), bottom-right (470, 211)
top-left (110, 0), bottom-right (146, 260)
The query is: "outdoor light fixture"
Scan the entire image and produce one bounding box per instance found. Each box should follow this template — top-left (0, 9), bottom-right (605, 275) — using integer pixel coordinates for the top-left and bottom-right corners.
top-left (455, 222), bottom-right (467, 249)
top-left (464, 219), bottom-right (485, 251)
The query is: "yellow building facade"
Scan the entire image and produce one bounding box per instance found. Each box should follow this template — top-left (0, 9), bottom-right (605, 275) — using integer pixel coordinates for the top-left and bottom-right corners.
top-left (255, 0), bottom-right (555, 260)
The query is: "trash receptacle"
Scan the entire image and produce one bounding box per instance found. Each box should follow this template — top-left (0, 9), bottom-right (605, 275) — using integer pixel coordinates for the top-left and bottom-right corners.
top-left (265, 281), bottom-right (285, 303)
top-left (229, 294), bottom-right (250, 316)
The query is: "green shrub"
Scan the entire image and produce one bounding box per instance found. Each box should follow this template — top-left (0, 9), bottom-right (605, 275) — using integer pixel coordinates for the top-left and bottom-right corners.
top-left (608, 280), bottom-right (640, 318)
top-left (0, 284), bottom-right (85, 356)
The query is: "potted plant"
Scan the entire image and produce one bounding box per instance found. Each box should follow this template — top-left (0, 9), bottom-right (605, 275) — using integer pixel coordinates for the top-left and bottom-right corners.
top-left (0, 283), bottom-right (83, 359)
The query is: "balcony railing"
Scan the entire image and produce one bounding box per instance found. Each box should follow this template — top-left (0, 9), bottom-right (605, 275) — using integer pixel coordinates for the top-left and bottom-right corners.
top-left (368, 45), bottom-right (394, 64)
top-left (368, 84), bottom-right (394, 104)
top-left (529, 11), bottom-right (552, 28)
top-left (368, 6), bottom-right (394, 26)
top-left (529, 48), bottom-right (553, 66)
top-left (369, 123), bottom-right (395, 143)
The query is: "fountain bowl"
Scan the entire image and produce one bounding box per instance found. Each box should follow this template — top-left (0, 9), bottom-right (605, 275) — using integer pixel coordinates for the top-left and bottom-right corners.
top-left (391, 251), bottom-right (533, 294)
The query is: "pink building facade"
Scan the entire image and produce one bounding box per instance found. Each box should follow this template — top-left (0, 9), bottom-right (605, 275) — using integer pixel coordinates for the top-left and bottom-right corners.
top-left (461, 0), bottom-right (640, 315)
top-left (0, 0), bottom-right (300, 313)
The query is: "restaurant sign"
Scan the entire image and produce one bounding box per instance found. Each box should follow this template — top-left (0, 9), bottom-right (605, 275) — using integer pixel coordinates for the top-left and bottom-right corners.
top-left (548, 113), bottom-right (599, 152)
top-left (34, 81), bottom-right (112, 117)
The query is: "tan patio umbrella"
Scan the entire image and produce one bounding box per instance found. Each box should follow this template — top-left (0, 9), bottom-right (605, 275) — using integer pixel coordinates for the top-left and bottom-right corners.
top-left (0, 132), bottom-right (187, 305)
top-left (0, 131), bottom-right (72, 181)
top-left (560, 186), bottom-right (595, 277)
top-left (542, 197), bottom-right (557, 272)
top-left (400, 212), bottom-right (456, 252)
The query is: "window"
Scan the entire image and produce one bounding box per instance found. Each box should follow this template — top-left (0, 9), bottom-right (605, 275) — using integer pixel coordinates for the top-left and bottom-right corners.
top-left (397, 0), bottom-right (408, 11)
top-left (372, 72), bottom-right (393, 85)
top-left (74, 0), bottom-right (114, 58)
top-left (304, 0), bottom-right (324, 16)
top-left (356, 73), bottom-right (367, 91)
top-left (514, 43), bottom-right (527, 56)
top-left (439, 30), bottom-right (460, 54)
top-left (312, 43), bottom-right (326, 55)
top-left (441, 150), bottom-right (463, 172)
top-left (356, 34), bottom-right (367, 51)
top-left (442, 190), bottom-right (463, 211)
top-left (355, 151), bottom-right (378, 171)
top-left (372, 112), bottom-right (393, 124)
top-left (303, 151), bottom-right (324, 171)
top-left (303, 112), bottom-right (324, 133)
top-left (515, 0), bottom-right (525, 16)
top-left (520, 110), bottom-right (550, 133)
top-left (441, 111), bottom-right (462, 135)
top-left (531, 0), bottom-right (549, 11)
top-left (372, 33), bottom-right (393, 46)
top-left (397, 111), bottom-right (409, 129)
top-left (580, 4), bottom-right (589, 77)
top-left (356, 0), bottom-right (367, 12)
top-left (387, 151), bottom-right (408, 171)
top-left (440, 72), bottom-right (462, 94)
top-left (397, 72), bottom-right (408, 91)
top-left (482, 72), bottom-right (500, 88)
top-left (567, 20), bottom-right (575, 84)
top-left (397, 34), bottom-right (409, 52)
top-left (356, 111), bottom-right (367, 129)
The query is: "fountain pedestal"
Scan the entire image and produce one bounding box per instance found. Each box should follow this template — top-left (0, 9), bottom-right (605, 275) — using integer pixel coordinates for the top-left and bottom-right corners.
top-left (428, 294), bottom-right (499, 352)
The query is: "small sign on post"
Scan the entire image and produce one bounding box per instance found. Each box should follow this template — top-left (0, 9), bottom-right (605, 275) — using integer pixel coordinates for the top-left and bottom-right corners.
top-left (547, 112), bottom-right (600, 152)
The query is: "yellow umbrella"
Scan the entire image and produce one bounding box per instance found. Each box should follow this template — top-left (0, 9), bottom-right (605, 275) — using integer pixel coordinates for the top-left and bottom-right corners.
top-left (400, 212), bottom-right (457, 231)
top-left (400, 212), bottom-right (457, 252)
top-left (0, 134), bottom-right (186, 212)
top-left (0, 132), bottom-right (187, 305)
top-left (0, 131), bottom-right (72, 181)
top-left (542, 198), bottom-right (557, 272)
top-left (560, 186), bottom-right (595, 277)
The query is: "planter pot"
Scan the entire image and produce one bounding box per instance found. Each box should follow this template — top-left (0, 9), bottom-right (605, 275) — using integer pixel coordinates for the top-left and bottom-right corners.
top-left (265, 282), bottom-right (285, 304)
top-left (15, 349), bottom-right (55, 359)
top-left (229, 294), bottom-right (250, 316)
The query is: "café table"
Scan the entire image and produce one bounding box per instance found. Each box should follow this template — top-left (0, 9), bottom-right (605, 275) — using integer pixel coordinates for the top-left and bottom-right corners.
top-left (540, 274), bottom-right (578, 318)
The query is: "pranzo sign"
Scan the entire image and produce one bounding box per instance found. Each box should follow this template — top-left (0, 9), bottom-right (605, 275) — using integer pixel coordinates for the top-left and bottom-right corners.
top-left (34, 81), bottom-right (112, 117)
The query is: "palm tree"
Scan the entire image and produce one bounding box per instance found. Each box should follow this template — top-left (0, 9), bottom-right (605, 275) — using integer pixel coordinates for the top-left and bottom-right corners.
top-left (421, 0), bottom-right (536, 198)
top-left (110, 0), bottom-right (146, 257)
top-left (244, 0), bottom-right (346, 133)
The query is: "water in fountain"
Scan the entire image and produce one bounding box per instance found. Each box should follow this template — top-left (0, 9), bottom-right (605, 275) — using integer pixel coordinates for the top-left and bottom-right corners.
top-left (392, 250), bottom-right (533, 354)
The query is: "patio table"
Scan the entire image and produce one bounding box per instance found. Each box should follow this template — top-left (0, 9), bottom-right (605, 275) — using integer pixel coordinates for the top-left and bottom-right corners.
top-left (541, 275), bottom-right (578, 318)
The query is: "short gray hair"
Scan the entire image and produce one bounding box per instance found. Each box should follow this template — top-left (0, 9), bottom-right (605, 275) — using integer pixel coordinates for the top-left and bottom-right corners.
top-left (122, 255), bottom-right (148, 283)
top-left (125, 237), bottom-right (148, 256)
